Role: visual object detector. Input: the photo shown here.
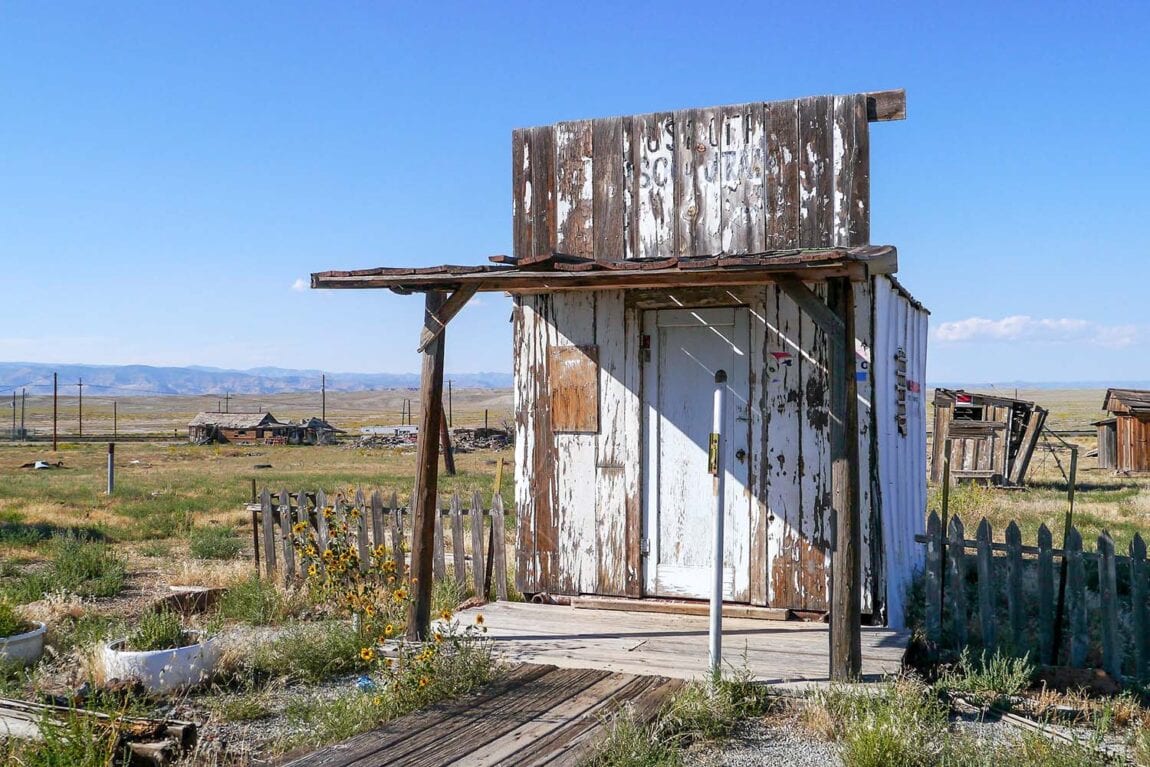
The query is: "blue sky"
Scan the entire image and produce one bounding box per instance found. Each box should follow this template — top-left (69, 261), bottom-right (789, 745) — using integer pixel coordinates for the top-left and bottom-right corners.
top-left (2, 1), bottom-right (1147, 383)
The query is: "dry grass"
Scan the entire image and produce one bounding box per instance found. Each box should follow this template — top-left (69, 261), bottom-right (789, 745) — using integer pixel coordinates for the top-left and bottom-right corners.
top-left (0, 440), bottom-right (514, 545)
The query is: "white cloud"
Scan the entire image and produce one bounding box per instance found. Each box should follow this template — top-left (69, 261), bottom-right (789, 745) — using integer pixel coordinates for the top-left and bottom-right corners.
top-left (935, 315), bottom-right (1139, 348)
top-left (291, 278), bottom-right (308, 292)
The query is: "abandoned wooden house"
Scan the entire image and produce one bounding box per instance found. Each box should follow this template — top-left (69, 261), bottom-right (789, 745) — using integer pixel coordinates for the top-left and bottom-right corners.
top-left (298, 417), bottom-right (345, 445)
top-left (187, 412), bottom-right (285, 445)
top-left (312, 88), bottom-right (929, 639)
top-left (1096, 388), bottom-right (1150, 472)
top-left (929, 389), bottom-right (1047, 487)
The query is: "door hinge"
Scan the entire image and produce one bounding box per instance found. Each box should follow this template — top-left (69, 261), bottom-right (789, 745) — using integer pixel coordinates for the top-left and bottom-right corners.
top-left (640, 538), bottom-right (650, 556)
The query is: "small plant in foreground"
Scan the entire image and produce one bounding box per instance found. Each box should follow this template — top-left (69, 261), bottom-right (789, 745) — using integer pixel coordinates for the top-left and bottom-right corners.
top-left (49, 533), bottom-right (127, 599)
top-left (240, 621), bottom-right (366, 684)
top-left (189, 525), bottom-right (242, 560)
top-left (214, 575), bottom-right (300, 626)
top-left (812, 679), bottom-right (949, 767)
top-left (123, 609), bottom-right (189, 652)
top-left (935, 648), bottom-right (1034, 708)
top-left (585, 671), bottom-right (771, 767)
top-left (0, 597), bottom-right (31, 637)
top-left (371, 611), bottom-right (495, 715)
top-left (2, 709), bottom-right (123, 767)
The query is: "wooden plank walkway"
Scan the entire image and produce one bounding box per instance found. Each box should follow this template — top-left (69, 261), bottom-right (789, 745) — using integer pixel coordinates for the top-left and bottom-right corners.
top-left (462, 602), bottom-right (908, 687)
top-left (280, 664), bottom-right (683, 767)
top-left (286, 603), bottom-right (907, 766)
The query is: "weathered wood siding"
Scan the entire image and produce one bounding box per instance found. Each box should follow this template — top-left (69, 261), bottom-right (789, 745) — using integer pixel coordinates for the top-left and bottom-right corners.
top-left (512, 93), bottom-right (870, 261)
top-left (1096, 421), bottom-right (1117, 470)
top-left (514, 281), bottom-right (896, 615)
top-left (1116, 415), bottom-right (1150, 473)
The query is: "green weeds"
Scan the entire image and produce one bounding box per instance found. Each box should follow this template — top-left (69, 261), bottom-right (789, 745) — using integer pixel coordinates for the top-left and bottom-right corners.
top-left (123, 609), bottom-right (187, 652)
top-left (213, 575), bottom-right (302, 626)
top-left (188, 525), bottom-right (242, 560)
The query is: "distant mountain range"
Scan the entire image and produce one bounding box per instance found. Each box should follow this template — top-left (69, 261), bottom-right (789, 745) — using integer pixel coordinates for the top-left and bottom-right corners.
top-left (0, 362), bottom-right (512, 396)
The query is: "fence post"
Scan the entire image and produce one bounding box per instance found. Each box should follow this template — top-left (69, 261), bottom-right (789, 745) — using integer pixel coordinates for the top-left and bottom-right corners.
top-left (470, 491), bottom-right (487, 597)
top-left (1098, 531), bottom-right (1121, 679)
top-left (451, 492), bottom-right (466, 588)
top-left (491, 494), bottom-right (509, 601)
top-left (355, 489), bottom-right (369, 573)
top-left (1006, 521), bottom-right (1024, 655)
top-left (261, 488), bottom-right (277, 579)
top-left (370, 491), bottom-right (385, 554)
top-left (1066, 527), bottom-right (1087, 667)
top-left (947, 516), bottom-right (967, 648)
top-left (925, 511), bottom-right (942, 644)
top-left (1037, 524), bottom-right (1054, 664)
top-left (433, 500), bottom-right (446, 582)
top-left (976, 518), bottom-right (996, 650)
top-left (279, 489), bottom-right (296, 583)
top-left (315, 489), bottom-right (329, 560)
top-left (1131, 534), bottom-right (1147, 682)
top-left (390, 491), bottom-right (404, 581)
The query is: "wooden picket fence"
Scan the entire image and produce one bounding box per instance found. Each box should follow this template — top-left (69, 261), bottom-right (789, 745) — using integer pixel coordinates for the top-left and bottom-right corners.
top-left (916, 512), bottom-right (1149, 681)
top-left (252, 488), bottom-right (510, 601)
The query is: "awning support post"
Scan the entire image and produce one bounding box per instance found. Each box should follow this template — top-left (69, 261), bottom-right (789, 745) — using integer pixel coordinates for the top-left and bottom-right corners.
top-left (829, 278), bottom-right (862, 680)
top-left (408, 290), bottom-right (447, 641)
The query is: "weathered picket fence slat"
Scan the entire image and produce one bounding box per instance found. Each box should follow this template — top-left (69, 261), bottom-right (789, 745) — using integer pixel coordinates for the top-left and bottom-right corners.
top-left (252, 488), bottom-right (512, 604)
top-left (918, 512), bottom-right (1149, 681)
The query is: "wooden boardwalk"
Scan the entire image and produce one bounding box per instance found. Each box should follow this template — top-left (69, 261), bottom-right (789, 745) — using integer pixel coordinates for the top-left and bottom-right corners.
top-left (280, 663), bottom-right (683, 767)
top-left (286, 603), bottom-right (908, 766)
top-left (463, 602), bottom-right (908, 687)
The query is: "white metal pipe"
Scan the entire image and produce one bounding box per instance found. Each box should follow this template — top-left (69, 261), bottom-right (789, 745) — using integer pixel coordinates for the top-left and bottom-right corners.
top-left (106, 442), bottom-right (115, 495)
top-left (709, 369), bottom-right (727, 679)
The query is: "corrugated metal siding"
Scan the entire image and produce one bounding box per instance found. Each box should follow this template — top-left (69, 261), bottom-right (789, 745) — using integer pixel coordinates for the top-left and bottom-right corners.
top-left (872, 275), bottom-right (928, 629)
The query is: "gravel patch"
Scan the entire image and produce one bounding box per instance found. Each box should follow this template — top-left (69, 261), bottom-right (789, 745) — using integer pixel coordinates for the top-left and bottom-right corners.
top-left (691, 712), bottom-right (842, 767)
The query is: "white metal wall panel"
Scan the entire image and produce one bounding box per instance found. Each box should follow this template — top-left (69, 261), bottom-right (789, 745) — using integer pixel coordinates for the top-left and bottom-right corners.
top-left (872, 276), bottom-right (928, 629)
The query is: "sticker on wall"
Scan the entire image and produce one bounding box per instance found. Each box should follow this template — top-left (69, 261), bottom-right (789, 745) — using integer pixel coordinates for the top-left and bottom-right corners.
top-left (769, 351), bottom-right (793, 366)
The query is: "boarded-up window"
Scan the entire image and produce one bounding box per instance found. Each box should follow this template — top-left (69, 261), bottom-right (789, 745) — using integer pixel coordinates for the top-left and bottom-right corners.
top-left (549, 345), bottom-right (599, 433)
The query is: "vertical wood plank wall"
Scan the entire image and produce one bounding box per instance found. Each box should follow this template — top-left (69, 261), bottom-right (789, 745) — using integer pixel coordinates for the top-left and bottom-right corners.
top-left (513, 277), bottom-right (926, 616)
top-left (511, 92), bottom-right (927, 617)
top-left (512, 94), bottom-right (869, 261)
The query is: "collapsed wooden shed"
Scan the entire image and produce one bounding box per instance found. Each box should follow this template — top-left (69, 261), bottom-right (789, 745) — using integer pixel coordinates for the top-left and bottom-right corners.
top-left (313, 88), bottom-right (929, 636)
top-left (187, 412), bottom-right (285, 444)
top-left (929, 389), bottom-right (1047, 486)
top-left (1099, 389), bottom-right (1150, 472)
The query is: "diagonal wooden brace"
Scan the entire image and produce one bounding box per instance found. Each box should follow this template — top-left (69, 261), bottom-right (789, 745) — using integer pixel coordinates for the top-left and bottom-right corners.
top-left (416, 284), bottom-right (478, 353)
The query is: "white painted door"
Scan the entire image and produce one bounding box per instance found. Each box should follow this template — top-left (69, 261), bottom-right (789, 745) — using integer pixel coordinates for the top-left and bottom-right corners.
top-left (643, 307), bottom-right (752, 601)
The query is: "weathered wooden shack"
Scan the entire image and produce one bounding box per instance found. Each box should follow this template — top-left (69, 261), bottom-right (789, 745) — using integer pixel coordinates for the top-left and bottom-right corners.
top-left (1099, 389), bottom-right (1150, 472)
top-left (313, 89), bottom-right (929, 640)
top-left (187, 412), bottom-right (285, 444)
top-left (1095, 418), bottom-right (1117, 470)
top-left (930, 389), bottom-right (1047, 486)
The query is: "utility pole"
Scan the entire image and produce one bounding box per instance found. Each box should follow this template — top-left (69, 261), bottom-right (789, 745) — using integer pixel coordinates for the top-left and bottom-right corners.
top-left (20, 388), bottom-right (25, 440)
top-left (224, 392), bottom-right (230, 414)
top-left (52, 372), bottom-right (58, 451)
top-left (10, 391), bottom-right (14, 441)
top-left (77, 378), bottom-right (84, 436)
top-left (113, 401), bottom-right (118, 438)
top-left (321, 374), bottom-right (326, 422)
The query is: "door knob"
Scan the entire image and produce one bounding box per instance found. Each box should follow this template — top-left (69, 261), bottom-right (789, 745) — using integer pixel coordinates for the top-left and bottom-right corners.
top-left (735, 448), bottom-right (746, 463)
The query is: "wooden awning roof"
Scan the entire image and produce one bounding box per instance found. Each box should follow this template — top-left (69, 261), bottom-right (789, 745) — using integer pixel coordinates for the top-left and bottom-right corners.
top-left (311, 245), bottom-right (896, 294)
